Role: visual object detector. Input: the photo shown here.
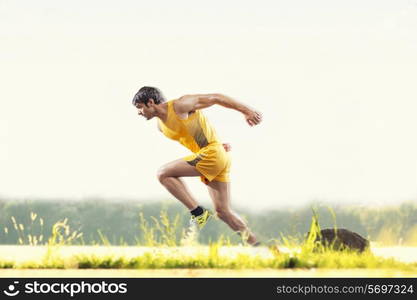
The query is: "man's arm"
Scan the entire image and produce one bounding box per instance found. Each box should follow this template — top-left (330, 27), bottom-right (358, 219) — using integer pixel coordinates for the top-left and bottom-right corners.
top-left (176, 94), bottom-right (263, 126)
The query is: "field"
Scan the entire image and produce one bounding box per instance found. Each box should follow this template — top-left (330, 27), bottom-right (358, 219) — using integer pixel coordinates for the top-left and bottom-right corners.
top-left (0, 245), bottom-right (416, 278)
top-left (2, 203), bottom-right (417, 278)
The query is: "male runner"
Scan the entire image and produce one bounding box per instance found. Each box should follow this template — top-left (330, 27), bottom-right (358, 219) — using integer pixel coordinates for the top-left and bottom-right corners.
top-left (132, 86), bottom-right (262, 245)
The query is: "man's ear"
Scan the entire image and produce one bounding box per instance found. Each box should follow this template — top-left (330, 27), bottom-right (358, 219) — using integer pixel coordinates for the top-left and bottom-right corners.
top-left (147, 98), bottom-right (155, 107)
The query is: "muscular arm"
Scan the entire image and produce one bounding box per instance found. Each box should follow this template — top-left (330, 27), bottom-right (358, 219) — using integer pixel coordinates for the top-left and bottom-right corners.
top-left (175, 94), bottom-right (263, 126)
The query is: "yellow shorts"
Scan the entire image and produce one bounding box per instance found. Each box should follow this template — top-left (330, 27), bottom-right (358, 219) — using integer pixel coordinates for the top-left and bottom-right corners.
top-left (183, 143), bottom-right (231, 185)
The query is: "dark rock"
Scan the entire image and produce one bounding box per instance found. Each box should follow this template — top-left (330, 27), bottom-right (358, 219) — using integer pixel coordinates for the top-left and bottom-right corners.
top-left (308, 228), bottom-right (370, 252)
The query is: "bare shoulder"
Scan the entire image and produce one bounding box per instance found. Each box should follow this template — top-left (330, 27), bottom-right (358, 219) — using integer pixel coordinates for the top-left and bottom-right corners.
top-left (173, 94), bottom-right (198, 114)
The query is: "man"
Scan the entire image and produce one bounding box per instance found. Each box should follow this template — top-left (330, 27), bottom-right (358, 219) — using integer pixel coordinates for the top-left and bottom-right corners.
top-left (132, 86), bottom-right (262, 245)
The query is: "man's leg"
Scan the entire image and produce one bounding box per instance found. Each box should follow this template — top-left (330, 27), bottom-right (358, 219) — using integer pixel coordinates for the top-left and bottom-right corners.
top-left (207, 180), bottom-right (258, 245)
top-left (157, 158), bottom-right (202, 210)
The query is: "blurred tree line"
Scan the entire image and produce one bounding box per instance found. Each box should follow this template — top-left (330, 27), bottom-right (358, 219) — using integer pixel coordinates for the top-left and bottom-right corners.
top-left (0, 198), bottom-right (416, 246)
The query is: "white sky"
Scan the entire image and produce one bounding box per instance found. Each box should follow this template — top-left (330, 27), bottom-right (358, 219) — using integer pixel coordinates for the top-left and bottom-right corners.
top-left (1, 0), bottom-right (416, 210)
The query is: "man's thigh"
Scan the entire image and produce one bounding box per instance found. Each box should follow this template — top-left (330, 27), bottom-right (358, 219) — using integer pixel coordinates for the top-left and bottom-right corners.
top-left (207, 180), bottom-right (231, 208)
top-left (159, 158), bottom-right (202, 178)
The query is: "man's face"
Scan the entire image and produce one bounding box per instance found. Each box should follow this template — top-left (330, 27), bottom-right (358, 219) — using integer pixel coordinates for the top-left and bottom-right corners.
top-left (135, 100), bottom-right (156, 120)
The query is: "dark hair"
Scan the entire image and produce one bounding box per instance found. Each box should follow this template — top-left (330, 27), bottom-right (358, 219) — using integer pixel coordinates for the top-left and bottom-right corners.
top-left (132, 86), bottom-right (166, 106)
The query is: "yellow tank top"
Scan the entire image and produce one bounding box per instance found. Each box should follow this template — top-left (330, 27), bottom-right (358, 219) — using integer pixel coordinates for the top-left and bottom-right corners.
top-left (158, 100), bottom-right (221, 153)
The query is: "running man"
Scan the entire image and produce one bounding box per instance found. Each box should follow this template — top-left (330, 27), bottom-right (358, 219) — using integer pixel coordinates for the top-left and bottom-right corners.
top-left (132, 86), bottom-right (262, 245)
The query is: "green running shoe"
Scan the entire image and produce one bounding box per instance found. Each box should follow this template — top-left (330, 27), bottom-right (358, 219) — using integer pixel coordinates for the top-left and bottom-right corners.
top-left (190, 209), bottom-right (212, 230)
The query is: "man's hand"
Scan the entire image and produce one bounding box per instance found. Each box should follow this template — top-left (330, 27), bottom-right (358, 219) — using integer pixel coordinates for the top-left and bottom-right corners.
top-left (223, 143), bottom-right (232, 152)
top-left (244, 109), bottom-right (263, 126)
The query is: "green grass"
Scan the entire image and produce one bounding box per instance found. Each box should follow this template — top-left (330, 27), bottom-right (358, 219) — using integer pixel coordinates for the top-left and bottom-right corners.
top-left (1, 209), bottom-right (417, 271)
top-left (74, 247), bottom-right (416, 270)
top-left (1, 244), bottom-right (416, 270)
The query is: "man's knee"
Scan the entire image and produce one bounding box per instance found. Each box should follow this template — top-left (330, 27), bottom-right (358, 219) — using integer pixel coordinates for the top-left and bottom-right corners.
top-left (215, 207), bottom-right (231, 220)
top-left (157, 166), bottom-right (170, 183)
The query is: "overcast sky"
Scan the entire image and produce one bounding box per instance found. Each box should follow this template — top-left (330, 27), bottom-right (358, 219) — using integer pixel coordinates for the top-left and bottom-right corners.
top-left (1, 0), bottom-right (416, 210)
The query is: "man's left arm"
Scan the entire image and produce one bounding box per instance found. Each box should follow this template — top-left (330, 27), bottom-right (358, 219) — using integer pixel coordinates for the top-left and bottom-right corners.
top-left (176, 94), bottom-right (262, 126)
